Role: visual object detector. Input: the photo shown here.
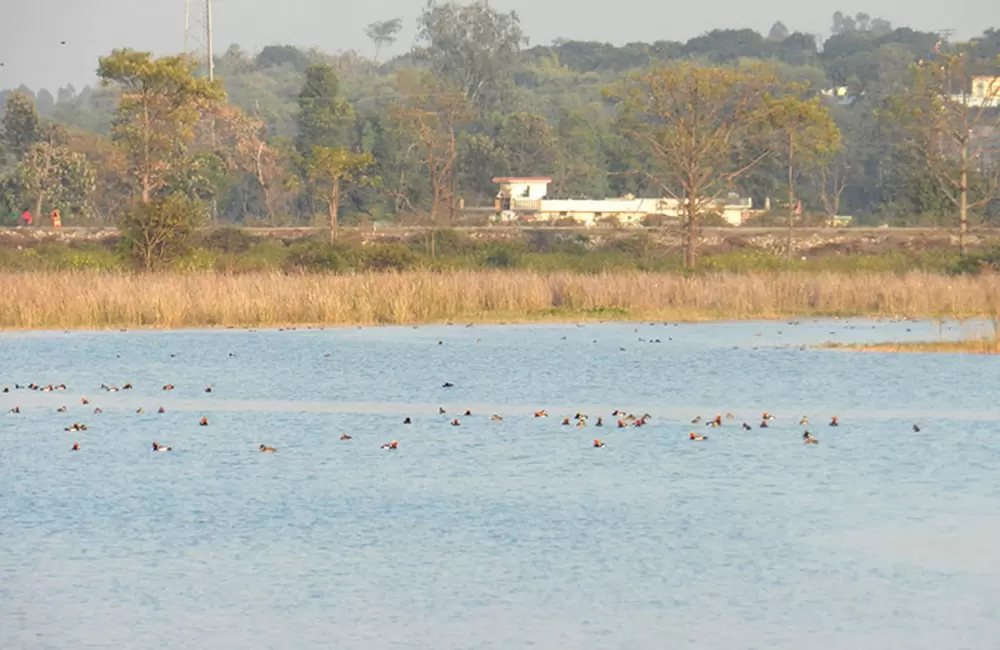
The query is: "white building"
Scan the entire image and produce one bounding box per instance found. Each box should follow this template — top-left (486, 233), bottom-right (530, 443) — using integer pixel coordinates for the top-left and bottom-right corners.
top-left (493, 177), bottom-right (755, 227)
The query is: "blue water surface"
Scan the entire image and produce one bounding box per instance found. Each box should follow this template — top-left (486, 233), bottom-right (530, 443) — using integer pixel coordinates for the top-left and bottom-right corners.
top-left (1, 319), bottom-right (998, 649)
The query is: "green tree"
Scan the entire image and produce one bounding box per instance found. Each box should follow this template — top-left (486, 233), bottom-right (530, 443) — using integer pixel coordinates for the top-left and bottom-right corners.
top-left (766, 92), bottom-right (840, 257)
top-left (415, 0), bottom-right (525, 108)
top-left (609, 62), bottom-right (778, 267)
top-left (886, 53), bottom-right (1000, 255)
top-left (295, 64), bottom-right (355, 157)
top-left (1, 92), bottom-right (41, 160)
top-left (97, 49), bottom-right (224, 204)
top-left (365, 18), bottom-right (403, 63)
top-left (121, 194), bottom-right (206, 270)
top-left (307, 146), bottom-right (377, 241)
top-left (16, 126), bottom-right (96, 221)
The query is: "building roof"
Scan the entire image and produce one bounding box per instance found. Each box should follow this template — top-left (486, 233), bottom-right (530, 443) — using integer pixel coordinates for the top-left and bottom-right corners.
top-left (492, 177), bottom-right (553, 183)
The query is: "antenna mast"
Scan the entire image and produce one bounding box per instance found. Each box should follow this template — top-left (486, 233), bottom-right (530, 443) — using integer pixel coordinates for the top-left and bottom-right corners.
top-left (183, 0), bottom-right (215, 80)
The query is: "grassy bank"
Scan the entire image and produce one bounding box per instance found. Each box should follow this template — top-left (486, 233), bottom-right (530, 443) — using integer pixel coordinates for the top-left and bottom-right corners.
top-left (824, 338), bottom-right (1000, 354)
top-left (3, 270), bottom-right (1000, 330)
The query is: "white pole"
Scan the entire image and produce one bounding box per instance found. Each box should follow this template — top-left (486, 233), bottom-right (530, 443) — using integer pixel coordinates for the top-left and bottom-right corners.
top-left (206, 0), bottom-right (214, 81)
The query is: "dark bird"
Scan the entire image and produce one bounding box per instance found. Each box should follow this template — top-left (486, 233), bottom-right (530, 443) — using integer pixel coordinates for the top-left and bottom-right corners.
top-left (403, 417), bottom-right (412, 424)
top-left (442, 382), bottom-right (454, 388)
top-left (913, 424), bottom-right (921, 433)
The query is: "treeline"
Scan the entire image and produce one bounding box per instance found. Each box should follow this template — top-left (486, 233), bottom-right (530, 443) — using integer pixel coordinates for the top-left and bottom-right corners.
top-left (0, 3), bottom-right (999, 267)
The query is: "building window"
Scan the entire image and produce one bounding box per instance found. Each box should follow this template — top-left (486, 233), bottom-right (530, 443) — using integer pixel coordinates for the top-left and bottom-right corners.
top-left (560, 211), bottom-right (568, 216)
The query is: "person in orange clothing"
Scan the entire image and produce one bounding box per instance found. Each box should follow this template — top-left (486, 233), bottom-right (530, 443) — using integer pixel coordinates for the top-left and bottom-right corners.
top-left (50, 209), bottom-right (62, 229)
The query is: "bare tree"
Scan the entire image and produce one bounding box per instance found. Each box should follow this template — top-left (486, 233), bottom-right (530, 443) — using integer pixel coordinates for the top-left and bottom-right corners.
top-left (365, 18), bottom-right (402, 63)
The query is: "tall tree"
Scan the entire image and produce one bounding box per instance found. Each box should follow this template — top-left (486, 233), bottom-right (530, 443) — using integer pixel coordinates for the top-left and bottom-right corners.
top-left (365, 18), bottom-right (403, 63)
top-left (390, 71), bottom-right (473, 226)
top-left (16, 125), bottom-right (96, 221)
top-left (766, 93), bottom-right (840, 258)
top-left (1, 92), bottom-right (41, 160)
top-left (295, 64), bottom-right (355, 157)
top-left (767, 21), bottom-right (790, 42)
top-left (415, 0), bottom-right (525, 108)
top-left (97, 49), bottom-right (224, 204)
top-left (307, 146), bottom-right (377, 241)
top-left (609, 63), bottom-right (778, 267)
top-left (887, 53), bottom-right (1000, 255)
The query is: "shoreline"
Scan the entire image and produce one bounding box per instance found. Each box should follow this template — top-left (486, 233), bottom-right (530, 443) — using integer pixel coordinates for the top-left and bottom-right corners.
top-left (821, 339), bottom-right (1000, 354)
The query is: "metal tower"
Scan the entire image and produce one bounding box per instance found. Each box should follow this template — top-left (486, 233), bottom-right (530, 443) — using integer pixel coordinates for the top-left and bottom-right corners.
top-left (184, 0), bottom-right (215, 80)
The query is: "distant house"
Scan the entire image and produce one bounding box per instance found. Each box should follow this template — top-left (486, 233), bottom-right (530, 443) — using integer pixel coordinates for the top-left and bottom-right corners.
top-left (493, 177), bottom-right (755, 227)
top-left (951, 75), bottom-right (1000, 107)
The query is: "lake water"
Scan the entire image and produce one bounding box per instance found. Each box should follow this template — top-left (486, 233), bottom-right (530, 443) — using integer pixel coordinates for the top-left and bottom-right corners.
top-left (2, 319), bottom-right (999, 650)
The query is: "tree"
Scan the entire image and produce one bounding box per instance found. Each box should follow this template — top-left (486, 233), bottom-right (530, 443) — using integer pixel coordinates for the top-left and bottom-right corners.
top-left (307, 146), bottom-right (377, 241)
top-left (389, 71), bottom-right (473, 226)
top-left (887, 53), bottom-right (1000, 255)
top-left (16, 126), bottom-right (96, 221)
top-left (121, 193), bottom-right (206, 270)
top-left (609, 63), bottom-right (778, 267)
top-left (1, 92), bottom-right (41, 160)
top-left (495, 112), bottom-right (559, 178)
top-left (36, 89), bottom-right (55, 116)
top-left (295, 64), bottom-right (355, 158)
top-left (97, 49), bottom-right (224, 204)
top-left (365, 18), bottom-right (403, 63)
top-left (767, 21), bottom-right (790, 42)
top-left (766, 93), bottom-right (840, 257)
top-left (415, 0), bottom-right (525, 108)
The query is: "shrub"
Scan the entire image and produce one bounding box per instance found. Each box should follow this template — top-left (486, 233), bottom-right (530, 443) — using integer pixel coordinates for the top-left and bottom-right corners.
top-left (197, 226), bottom-right (259, 254)
top-left (483, 243), bottom-right (523, 268)
top-left (120, 195), bottom-right (206, 271)
top-left (359, 244), bottom-right (418, 271)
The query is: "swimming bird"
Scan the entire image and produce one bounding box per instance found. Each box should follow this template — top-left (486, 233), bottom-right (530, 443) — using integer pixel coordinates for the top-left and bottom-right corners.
top-left (803, 432), bottom-right (819, 445)
top-left (690, 432), bottom-right (707, 441)
top-left (711, 414), bottom-right (722, 427)
top-left (259, 444), bottom-right (277, 453)
top-left (442, 382), bottom-right (454, 388)
top-left (799, 416), bottom-right (809, 426)
top-left (380, 441), bottom-right (398, 450)
top-left (491, 414), bottom-right (503, 421)
top-left (577, 419), bottom-right (586, 428)
top-left (593, 439), bottom-right (605, 448)
top-left (759, 420), bottom-right (769, 428)
top-left (163, 384), bottom-right (175, 391)
top-left (829, 416), bottom-right (839, 427)
top-left (762, 412), bottom-right (776, 421)
top-left (81, 397), bottom-right (89, 405)
top-left (742, 422), bottom-right (752, 431)
top-left (562, 417), bottom-right (571, 426)
top-left (158, 407), bottom-right (165, 414)
top-left (340, 434), bottom-right (352, 440)
top-left (204, 386), bottom-right (213, 393)
top-left (71, 443), bottom-right (80, 451)
top-left (403, 417), bottom-right (412, 424)
top-left (199, 417), bottom-right (209, 426)
top-left (595, 417), bottom-right (603, 427)
top-left (534, 410), bottom-right (548, 418)
top-left (8, 406), bottom-right (19, 414)
top-left (451, 419), bottom-right (461, 426)
top-left (617, 419), bottom-right (627, 428)
top-left (123, 383), bottom-right (133, 390)
top-left (152, 442), bottom-right (172, 452)
top-left (913, 424), bottom-right (921, 433)
top-left (57, 406), bottom-right (67, 413)
top-left (136, 408), bottom-right (144, 414)
top-left (439, 407), bottom-right (446, 414)
top-left (93, 408), bottom-right (103, 414)
top-left (725, 412), bottom-right (735, 420)
top-left (464, 409), bottom-right (472, 416)
top-left (691, 416), bottom-right (702, 424)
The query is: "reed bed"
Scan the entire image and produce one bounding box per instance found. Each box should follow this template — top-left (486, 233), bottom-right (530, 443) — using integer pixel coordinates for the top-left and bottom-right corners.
top-left (2, 270), bottom-right (1000, 330)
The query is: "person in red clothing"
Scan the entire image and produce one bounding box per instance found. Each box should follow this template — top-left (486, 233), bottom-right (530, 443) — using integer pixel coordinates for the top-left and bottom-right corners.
top-left (20, 210), bottom-right (32, 226)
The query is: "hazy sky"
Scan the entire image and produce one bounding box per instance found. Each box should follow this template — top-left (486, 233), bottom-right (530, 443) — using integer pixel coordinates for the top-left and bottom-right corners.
top-left (0, 0), bottom-right (995, 91)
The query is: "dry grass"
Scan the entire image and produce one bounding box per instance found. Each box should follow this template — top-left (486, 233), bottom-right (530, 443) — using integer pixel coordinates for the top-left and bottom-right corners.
top-left (3, 270), bottom-right (1000, 330)
top-left (825, 339), bottom-right (1000, 354)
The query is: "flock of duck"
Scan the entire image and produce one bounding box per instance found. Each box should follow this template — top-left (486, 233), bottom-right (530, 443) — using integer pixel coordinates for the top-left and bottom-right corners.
top-left (3, 379), bottom-right (923, 454)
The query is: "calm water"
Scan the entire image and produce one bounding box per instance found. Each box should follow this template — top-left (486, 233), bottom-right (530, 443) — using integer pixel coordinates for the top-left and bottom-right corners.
top-left (2, 319), bottom-right (999, 649)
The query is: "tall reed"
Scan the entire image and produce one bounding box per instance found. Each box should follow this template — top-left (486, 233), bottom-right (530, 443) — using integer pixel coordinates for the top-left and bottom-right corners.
top-left (1, 270), bottom-right (999, 330)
